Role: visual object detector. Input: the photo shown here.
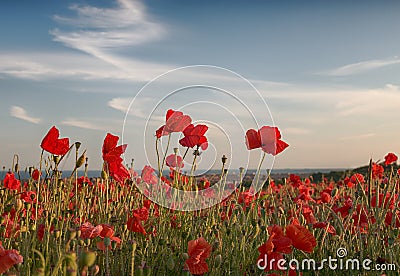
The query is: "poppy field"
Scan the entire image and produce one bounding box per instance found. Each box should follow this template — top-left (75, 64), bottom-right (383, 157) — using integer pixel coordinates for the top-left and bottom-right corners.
top-left (1, 109), bottom-right (400, 276)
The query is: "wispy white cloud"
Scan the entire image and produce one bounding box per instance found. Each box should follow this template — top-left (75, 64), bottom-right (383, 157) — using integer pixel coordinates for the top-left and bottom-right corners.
top-left (320, 57), bottom-right (400, 76)
top-left (10, 106), bottom-right (41, 124)
top-left (61, 118), bottom-right (111, 131)
top-left (335, 84), bottom-right (400, 116)
top-left (0, 52), bottom-right (170, 81)
top-left (50, 0), bottom-right (165, 73)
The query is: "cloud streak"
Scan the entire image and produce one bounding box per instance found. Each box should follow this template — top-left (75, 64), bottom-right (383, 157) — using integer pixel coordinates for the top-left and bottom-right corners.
top-left (61, 118), bottom-right (113, 131)
top-left (321, 57), bottom-right (400, 76)
top-left (50, 0), bottom-right (165, 73)
top-left (10, 106), bottom-right (41, 124)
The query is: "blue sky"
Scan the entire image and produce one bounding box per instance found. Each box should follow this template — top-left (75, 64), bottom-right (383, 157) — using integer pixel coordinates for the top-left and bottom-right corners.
top-left (1, 0), bottom-right (400, 172)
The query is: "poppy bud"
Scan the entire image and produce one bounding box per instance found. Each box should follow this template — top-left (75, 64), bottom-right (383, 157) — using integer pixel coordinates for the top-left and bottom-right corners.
top-left (54, 230), bottom-right (61, 239)
top-left (166, 256), bottom-right (175, 270)
top-left (76, 152), bottom-right (86, 169)
top-left (15, 199), bottom-right (24, 212)
top-left (182, 253), bottom-right (189, 260)
top-left (68, 229), bottom-right (77, 240)
top-left (101, 170), bottom-right (108, 180)
top-left (214, 254), bottom-right (222, 266)
top-left (212, 240), bottom-right (220, 251)
top-left (79, 250), bottom-right (97, 267)
top-left (331, 188), bottom-right (339, 198)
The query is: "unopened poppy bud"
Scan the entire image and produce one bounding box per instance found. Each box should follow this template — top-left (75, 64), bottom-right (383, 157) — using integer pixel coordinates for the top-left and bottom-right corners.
top-left (166, 256), bottom-right (175, 270)
top-left (331, 188), bottom-right (339, 198)
top-left (76, 152), bottom-right (86, 169)
top-left (79, 250), bottom-right (97, 267)
top-left (54, 230), bottom-right (61, 239)
top-left (212, 240), bottom-right (220, 251)
top-left (182, 253), bottom-right (189, 260)
top-left (68, 229), bottom-right (77, 240)
top-left (214, 254), bottom-right (222, 266)
top-left (101, 170), bottom-right (108, 180)
top-left (15, 199), bottom-right (23, 212)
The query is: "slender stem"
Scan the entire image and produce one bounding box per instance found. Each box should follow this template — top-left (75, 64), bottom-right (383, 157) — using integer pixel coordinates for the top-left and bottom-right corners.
top-left (160, 134), bottom-right (171, 178)
top-left (156, 138), bottom-right (161, 178)
top-left (35, 150), bottom-right (44, 230)
top-left (254, 152), bottom-right (266, 194)
top-left (182, 147), bottom-right (190, 161)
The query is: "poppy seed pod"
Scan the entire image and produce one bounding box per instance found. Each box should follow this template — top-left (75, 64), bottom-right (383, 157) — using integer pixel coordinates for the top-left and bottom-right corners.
top-left (103, 237), bottom-right (111, 247)
top-left (79, 250), bottom-right (97, 267)
top-left (222, 155), bottom-right (227, 165)
top-left (75, 142), bottom-right (81, 150)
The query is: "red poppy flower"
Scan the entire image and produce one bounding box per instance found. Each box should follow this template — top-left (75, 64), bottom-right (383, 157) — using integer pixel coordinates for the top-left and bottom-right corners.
top-left (245, 126), bottom-right (289, 156)
top-left (179, 124), bottom-right (208, 150)
top-left (0, 241), bottom-right (24, 274)
top-left (141, 165), bottom-right (158, 185)
top-left (102, 133), bottom-right (127, 164)
top-left (32, 169), bottom-right (41, 181)
top-left (372, 163), bottom-right (384, 179)
top-left (185, 237), bottom-right (212, 275)
top-left (349, 173), bottom-right (365, 186)
top-left (127, 207), bottom-right (149, 235)
top-left (20, 191), bottom-right (37, 203)
top-left (156, 109), bottom-right (192, 138)
top-left (108, 161), bottom-right (131, 183)
top-left (313, 222), bottom-right (336, 235)
top-left (99, 224), bottom-right (115, 238)
top-left (285, 224), bottom-right (316, 253)
top-left (40, 126), bottom-right (70, 155)
top-left (80, 222), bottom-right (103, 239)
top-left (102, 133), bottom-right (131, 183)
top-left (384, 152), bottom-right (398, 166)
top-left (166, 154), bottom-right (184, 169)
top-left (3, 172), bottom-right (20, 191)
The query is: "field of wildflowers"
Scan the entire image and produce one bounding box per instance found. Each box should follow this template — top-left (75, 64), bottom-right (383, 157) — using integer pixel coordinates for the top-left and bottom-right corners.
top-left (1, 109), bottom-right (399, 275)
